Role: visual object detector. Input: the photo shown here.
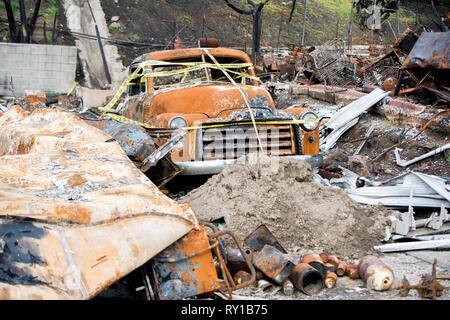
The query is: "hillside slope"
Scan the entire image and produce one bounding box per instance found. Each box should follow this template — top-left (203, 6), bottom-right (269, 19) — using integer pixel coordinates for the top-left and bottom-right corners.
top-left (1, 0), bottom-right (447, 67)
top-left (100, 0), bottom-right (446, 65)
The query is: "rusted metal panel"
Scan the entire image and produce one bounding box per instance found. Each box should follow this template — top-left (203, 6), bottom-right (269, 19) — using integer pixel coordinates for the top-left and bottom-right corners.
top-left (0, 107), bottom-right (198, 300)
top-left (144, 85), bottom-right (276, 124)
top-left (150, 226), bottom-right (256, 300)
top-left (145, 48), bottom-right (255, 75)
top-left (150, 225), bottom-right (222, 300)
top-left (100, 119), bottom-right (155, 163)
top-left (252, 245), bottom-right (294, 285)
top-left (403, 32), bottom-right (450, 69)
top-left (244, 224), bottom-right (287, 253)
top-left (24, 91), bottom-right (46, 111)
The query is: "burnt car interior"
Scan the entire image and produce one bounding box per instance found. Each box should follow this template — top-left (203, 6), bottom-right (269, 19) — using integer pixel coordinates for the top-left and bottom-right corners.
top-left (127, 56), bottom-right (254, 96)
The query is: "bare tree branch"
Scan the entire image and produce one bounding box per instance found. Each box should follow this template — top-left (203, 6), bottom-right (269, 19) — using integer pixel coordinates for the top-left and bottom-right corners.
top-left (27, 0), bottom-right (42, 42)
top-left (224, 0), bottom-right (270, 61)
top-left (224, 0), bottom-right (253, 15)
top-left (289, 0), bottom-right (297, 22)
top-left (430, 0), bottom-right (448, 31)
top-left (18, 0), bottom-right (28, 41)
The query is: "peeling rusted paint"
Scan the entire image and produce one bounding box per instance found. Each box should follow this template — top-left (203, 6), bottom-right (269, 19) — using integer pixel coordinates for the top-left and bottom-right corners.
top-left (252, 245), bottom-right (294, 285)
top-left (151, 225), bottom-right (221, 300)
top-left (123, 48), bottom-right (321, 164)
top-left (0, 108), bottom-right (198, 300)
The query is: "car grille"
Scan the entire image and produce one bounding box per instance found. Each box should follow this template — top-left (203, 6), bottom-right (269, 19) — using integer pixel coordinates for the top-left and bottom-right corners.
top-left (197, 124), bottom-right (297, 161)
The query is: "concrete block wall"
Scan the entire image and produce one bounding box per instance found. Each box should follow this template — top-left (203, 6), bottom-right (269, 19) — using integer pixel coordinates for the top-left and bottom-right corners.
top-left (0, 43), bottom-right (77, 96)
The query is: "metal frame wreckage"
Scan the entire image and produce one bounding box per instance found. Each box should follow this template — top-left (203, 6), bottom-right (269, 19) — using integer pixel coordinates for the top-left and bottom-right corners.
top-left (0, 0), bottom-right (449, 302)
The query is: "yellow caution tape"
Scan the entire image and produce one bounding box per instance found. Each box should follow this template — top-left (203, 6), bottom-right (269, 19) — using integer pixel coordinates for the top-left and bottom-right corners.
top-left (100, 60), bottom-right (259, 115)
top-left (180, 118), bottom-right (321, 131)
top-left (102, 113), bottom-right (321, 132)
top-left (98, 54), bottom-right (320, 133)
top-left (100, 66), bottom-right (144, 114)
top-left (67, 82), bottom-right (77, 96)
top-left (202, 48), bottom-right (266, 152)
top-left (106, 113), bottom-right (156, 129)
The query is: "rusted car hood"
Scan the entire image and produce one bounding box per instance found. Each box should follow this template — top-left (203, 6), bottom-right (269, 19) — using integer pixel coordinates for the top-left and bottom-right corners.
top-left (144, 83), bottom-right (275, 123)
top-left (0, 107), bottom-right (198, 299)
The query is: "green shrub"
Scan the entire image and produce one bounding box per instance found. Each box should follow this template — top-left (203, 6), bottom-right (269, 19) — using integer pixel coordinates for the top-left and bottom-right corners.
top-left (108, 22), bottom-right (122, 33)
top-left (178, 14), bottom-right (193, 26)
top-left (0, 1), bottom-right (20, 11)
top-left (130, 33), bottom-right (143, 42)
top-left (41, 0), bottom-right (59, 18)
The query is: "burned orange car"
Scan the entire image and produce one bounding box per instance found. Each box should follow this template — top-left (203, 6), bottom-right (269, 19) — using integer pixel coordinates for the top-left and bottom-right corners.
top-left (114, 47), bottom-right (322, 175)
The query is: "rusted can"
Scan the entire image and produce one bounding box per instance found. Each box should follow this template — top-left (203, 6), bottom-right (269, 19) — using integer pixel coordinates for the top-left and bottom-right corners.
top-left (258, 279), bottom-right (274, 291)
top-left (234, 271), bottom-right (253, 285)
top-left (325, 272), bottom-right (338, 289)
top-left (289, 263), bottom-right (324, 296)
top-left (303, 254), bottom-right (327, 278)
top-left (282, 279), bottom-right (295, 296)
top-left (346, 264), bottom-right (360, 279)
top-left (327, 255), bottom-right (341, 268)
top-left (253, 245), bottom-right (295, 285)
top-left (383, 77), bottom-right (398, 92)
top-left (358, 256), bottom-right (394, 291)
top-left (199, 37), bottom-right (220, 48)
top-left (302, 254), bottom-right (324, 264)
top-left (319, 253), bottom-right (329, 263)
top-left (336, 261), bottom-right (348, 277)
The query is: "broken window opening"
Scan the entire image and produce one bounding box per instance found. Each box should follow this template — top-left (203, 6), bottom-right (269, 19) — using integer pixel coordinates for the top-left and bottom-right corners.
top-left (127, 65), bottom-right (146, 96)
top-left (146, 57), bottom-right (254, 90)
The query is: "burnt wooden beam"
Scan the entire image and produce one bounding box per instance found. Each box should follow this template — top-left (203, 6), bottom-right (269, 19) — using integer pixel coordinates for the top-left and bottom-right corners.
top-left (288, 0), bottom-right (297, 23)
top-left (27, 0), bottom-right (42, 42)
top-left (3, 0), bottom-right (19, 42)
top-left (18, 0), bottom-right (27, 42)
top-left (224, 0), bottom-right (270, 62)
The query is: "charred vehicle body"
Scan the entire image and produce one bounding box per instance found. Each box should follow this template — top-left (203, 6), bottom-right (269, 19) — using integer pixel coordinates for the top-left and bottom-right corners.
top-left (102, 48), bottom-right (322, 176)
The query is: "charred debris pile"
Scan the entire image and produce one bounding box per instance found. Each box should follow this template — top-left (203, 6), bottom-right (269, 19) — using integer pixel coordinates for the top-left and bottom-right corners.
top-left (0, 5), bottom-right (449, 301)
top-left (263, 28), bottom-right (449, 107)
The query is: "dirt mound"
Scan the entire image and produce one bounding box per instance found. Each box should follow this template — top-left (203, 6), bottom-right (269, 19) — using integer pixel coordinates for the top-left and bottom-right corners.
top-left (180, 155), bottom-right (389, 259)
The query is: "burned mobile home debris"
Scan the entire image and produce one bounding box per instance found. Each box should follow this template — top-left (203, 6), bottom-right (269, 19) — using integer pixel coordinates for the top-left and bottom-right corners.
top-left (0, 0), bottom-right (449, 301)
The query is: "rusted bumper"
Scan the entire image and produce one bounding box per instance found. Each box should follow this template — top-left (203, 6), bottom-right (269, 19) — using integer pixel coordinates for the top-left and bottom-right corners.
top-left (176, 154), bottom-right (323, 175)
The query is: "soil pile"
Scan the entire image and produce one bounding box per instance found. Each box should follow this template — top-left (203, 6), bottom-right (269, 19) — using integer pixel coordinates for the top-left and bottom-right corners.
top-left (180, 155), bottom-right (390, 258)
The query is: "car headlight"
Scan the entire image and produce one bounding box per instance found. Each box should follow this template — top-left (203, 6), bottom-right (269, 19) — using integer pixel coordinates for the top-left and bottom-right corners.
top-left (300, 112), bottom-right (319, 131)
top-left (169, 116), bottom-right (187, 129)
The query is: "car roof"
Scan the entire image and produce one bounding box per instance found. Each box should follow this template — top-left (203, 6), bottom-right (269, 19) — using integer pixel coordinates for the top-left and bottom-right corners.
top-left (142, 47), bottom-right (253, 64)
